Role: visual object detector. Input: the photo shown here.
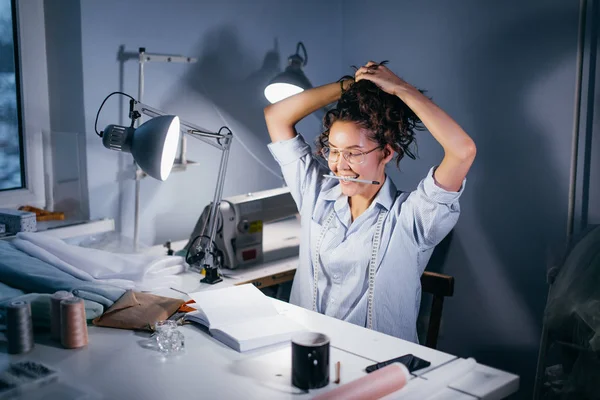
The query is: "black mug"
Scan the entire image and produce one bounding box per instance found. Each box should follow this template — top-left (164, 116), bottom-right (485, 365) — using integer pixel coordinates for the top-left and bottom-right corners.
top-left (291, 332), bottom-right (330, 390)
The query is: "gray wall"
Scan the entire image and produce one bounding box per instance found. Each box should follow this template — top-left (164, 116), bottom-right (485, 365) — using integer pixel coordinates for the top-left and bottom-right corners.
top-left (78, 0), bottom-right (344, 246)
top-left (341, 0), bottom-right (598, 397)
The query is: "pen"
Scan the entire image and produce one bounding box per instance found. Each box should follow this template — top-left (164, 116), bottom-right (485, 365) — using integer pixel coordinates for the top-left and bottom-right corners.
top-left (323, 174), bottom-right (380, 185)
top-left (169, 287), bottom-right (189, 296)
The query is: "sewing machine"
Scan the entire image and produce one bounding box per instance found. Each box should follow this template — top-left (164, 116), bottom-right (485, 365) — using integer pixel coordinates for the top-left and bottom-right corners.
top-left (184, 187), bottom-right (300, 269)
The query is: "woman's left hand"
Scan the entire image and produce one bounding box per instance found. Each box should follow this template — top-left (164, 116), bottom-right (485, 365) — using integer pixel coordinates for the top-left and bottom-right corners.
top-left (355, 61), bottom-right (412, 97)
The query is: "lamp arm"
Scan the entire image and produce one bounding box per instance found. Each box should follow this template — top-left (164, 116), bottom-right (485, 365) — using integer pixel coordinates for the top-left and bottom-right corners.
top-left (131, 100), bottom-right (226, 150)
top-left (196, 133), bottom-right (231, 284)
top-left (206, 134), bottom-right (232, 254)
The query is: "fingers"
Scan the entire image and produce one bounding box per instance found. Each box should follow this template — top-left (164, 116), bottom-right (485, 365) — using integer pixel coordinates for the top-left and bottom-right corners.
top-left (355, 64), bottom-right (379, 79)
top-left (354, 68), bottom-right (372, 82)
top-left (355, 61), bottom-right (389, 81)
top-left (359, 62), bottom-right (384, 76)
top-left (367, 61), bottom-right (389, 71)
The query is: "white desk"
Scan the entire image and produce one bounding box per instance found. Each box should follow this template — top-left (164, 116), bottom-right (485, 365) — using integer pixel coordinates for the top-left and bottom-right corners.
top-left (0, 222), bottom-right (516, 399)
top-left (145, 229), bottom-right (519, 399)
top-left (2, 272), bottom-right (518, 400)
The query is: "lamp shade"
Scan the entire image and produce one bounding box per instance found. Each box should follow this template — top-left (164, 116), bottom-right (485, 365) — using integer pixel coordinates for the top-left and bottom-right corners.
top-left (131, 115), bottom-right (180, 181)
top-left (264, 67), bottom-right (313, 104)
top-left (264, 44), bottom-right (312, 104)
top-left (102, 115), bottom-right (180, 181)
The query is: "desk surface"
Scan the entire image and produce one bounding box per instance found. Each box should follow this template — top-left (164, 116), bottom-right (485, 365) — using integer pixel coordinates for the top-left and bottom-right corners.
top-left (144, 237), bottom-right (519, 399)
top-left (0, 227), bottom-right (517, 399)
top-left (2, 274), bottom-right (519, 400)
top-left (2, 300), bottom-right (518, 400)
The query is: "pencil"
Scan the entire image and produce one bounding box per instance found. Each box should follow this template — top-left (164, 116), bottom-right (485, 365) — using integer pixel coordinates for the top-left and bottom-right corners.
top-left (335, 361), bottom-right (341, 384)
top-left (323, 174), bottom-right (380, 185)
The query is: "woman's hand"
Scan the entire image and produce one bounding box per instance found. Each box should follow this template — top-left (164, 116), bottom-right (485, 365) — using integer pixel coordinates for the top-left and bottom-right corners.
top-left (355, 61), bottom-right (413, 97)
top-left (356, 60), bottom-right (476, 192)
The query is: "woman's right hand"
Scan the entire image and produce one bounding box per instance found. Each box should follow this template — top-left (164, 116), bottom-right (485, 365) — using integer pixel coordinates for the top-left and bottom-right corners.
top-left (355, 61), bottom-right (410, 97)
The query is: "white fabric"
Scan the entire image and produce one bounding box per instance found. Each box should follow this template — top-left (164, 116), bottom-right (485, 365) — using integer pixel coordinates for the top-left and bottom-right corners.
top-left (13, 232), bottom-right (186, 291)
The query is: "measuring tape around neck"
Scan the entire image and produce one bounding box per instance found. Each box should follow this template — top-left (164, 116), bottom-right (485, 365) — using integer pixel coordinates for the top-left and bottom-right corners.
top-left (312, 208), bottom-right (387, 330)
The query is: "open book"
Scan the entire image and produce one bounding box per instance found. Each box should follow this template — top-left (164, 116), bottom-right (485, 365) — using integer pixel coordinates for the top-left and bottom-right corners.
top-left (184, 284), bottom-right (306, 352)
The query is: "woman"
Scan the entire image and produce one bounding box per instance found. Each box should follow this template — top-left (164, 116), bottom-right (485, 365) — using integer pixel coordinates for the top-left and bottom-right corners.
top-left (264, 61), bottom-right (475, 342)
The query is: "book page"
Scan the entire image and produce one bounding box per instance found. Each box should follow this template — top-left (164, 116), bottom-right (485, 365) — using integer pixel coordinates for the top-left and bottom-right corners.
top-left (212, 314), bottom-right (306, 352)
top-left (188, 284), bottom-right (279, 328)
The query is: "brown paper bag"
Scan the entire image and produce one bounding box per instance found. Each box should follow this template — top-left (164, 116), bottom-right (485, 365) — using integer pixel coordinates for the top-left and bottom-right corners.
top-left (92, 290), bottom-right (185, 331)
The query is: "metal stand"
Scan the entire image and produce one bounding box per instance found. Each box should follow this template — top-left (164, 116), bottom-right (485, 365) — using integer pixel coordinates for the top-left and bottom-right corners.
top-left (533, 0), bottom-right (589, 397)
top-left (133, 47), bottom-right (197, 251)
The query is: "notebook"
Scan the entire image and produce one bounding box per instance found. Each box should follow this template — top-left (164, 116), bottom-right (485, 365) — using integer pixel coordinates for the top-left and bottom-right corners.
top-left (184, 284), bottom-right (306, 352)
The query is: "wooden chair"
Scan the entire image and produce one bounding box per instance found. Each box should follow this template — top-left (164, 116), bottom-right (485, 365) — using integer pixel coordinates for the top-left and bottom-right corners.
top-left (420, 271), bottom-right (455, 349)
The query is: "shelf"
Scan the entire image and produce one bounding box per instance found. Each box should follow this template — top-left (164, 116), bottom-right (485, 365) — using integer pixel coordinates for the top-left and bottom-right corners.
top-left (0, 218), bottom-right (115, 241)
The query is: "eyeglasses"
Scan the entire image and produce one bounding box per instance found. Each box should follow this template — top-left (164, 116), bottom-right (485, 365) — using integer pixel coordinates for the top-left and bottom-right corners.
top-left (320, 145), bottom-right (382, 165)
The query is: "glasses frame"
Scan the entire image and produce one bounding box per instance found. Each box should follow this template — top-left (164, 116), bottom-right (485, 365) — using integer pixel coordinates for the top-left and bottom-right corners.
top-left (321, 145), bottom-right (383, 165)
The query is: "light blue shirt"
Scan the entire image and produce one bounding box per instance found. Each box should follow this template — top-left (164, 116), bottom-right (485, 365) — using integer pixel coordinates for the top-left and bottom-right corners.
top-left (268, 134), bottom-right (465, 342)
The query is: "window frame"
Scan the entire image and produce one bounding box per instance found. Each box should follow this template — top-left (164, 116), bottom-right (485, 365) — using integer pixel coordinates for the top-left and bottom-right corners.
top-left (0, 0), bottom-right (49, 208)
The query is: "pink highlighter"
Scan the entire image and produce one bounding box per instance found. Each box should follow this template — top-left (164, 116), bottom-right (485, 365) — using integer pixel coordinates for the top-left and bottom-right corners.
top-left (313, 362), bottom-right (410, 400)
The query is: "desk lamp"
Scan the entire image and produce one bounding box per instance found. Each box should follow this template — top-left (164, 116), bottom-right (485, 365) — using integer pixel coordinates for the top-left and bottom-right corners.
top-left (95, 92), bottom-right (232, 284)
top-left (264, 42), bottom-right (312, 103)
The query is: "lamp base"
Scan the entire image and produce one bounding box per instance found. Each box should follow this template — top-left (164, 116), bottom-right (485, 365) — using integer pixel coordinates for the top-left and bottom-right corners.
top-left (201, 267), bottom-right (222, 284)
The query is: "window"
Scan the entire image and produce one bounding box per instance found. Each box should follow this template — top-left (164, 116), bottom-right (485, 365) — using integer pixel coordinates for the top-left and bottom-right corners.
top-left (0, 0), bottom-right (49, 209)
top-left (0, 0), bottom-right (25, 191)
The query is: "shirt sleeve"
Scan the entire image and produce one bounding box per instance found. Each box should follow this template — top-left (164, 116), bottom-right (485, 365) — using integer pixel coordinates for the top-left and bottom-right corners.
top-left (267, 134), bottom-right (327, 212)
top-left (399, 166), bottom-right (466, 250)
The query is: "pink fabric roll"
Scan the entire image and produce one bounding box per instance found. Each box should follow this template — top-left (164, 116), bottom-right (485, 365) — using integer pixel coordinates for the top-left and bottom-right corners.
top-left (313, 363), bottom-right (410, 400)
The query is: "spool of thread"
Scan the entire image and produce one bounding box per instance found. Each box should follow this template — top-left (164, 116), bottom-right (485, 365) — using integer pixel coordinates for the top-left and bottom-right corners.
top-left (313, 363), bottom-right (409, 400)
top-left (6, 300), bottom-right (35, 354)
top-left (60, 297), bottom-right (88, 349)
top-left (50, 290), bottom-right (74, 341)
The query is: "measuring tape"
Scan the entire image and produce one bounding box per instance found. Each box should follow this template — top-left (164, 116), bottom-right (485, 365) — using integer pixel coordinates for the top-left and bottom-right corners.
top-left (312, 208), bottom-right (387, 329)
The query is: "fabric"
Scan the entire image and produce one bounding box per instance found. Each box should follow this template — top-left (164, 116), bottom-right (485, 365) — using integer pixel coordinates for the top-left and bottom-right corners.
top-left (545, 225), bottom-right (600, 350)
top-left (268, 134), bottom-right (465, 342)
top-left (0, 281), bottom-right (25, 303)
top-left (13, 232), bottom-right (186, 291)
top-left (92, 290), bottom-right (185, 331)
top-left (0, 240), bottom-right (125, 308)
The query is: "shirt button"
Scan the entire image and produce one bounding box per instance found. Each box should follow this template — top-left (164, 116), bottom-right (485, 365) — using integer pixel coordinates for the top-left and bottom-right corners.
top-left (330, 298), bottom-right (335, 304)
top-left (333, 274), bottom-right (339, 280)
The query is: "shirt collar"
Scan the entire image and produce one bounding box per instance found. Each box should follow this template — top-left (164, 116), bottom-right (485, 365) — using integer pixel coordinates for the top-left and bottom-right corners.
top-left (320, 175), bottom-right (397, 211)
top-left (321, 182), bottom-right (342, 201)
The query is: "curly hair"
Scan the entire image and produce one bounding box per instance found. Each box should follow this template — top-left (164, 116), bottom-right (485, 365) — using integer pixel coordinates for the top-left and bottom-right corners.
top-left (316, 64), bottom-right (424, 168)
